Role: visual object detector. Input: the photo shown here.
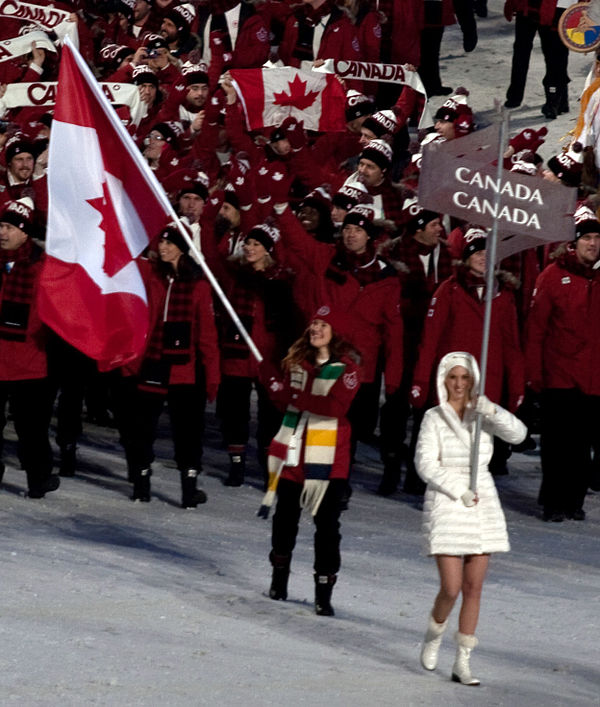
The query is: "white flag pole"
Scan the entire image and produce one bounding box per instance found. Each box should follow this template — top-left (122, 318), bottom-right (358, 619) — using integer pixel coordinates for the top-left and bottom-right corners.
top-left (469, 106), bottom-right (509, 492)
top-left (63, 38), bottom-right (263, 363)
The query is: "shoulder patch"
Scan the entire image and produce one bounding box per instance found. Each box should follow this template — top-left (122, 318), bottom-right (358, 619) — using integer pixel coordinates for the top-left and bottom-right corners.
top-left (343, 371), bottom-right (358, 390)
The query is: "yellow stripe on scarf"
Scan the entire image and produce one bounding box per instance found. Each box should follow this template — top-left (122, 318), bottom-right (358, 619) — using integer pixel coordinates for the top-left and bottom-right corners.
top-left (306, 428), bottom-right (338, 447)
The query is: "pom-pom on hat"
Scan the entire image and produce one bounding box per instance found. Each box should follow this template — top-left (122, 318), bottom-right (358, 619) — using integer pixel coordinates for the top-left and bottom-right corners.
top-left (245, 222), bottom-right (281, 253)
top-left (546, 142), bottom-right (584, 187)
top-left (360, 138), bottom-right (393, 172)
top-left (345, 90), bottom-right (375, 122)
top-left (462, 227), bottom-right (487, 260)
top-left (574, 203), bottom-right (600, 240)
top-left (0, 197), bottom-right (35, 236)
top-left (342, 204), bottom-right (377, 239)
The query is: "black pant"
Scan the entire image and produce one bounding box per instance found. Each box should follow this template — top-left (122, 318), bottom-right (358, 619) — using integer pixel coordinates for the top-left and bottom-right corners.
top-left (539, 388), bottom-right (597, 514)
top-left (506, 11), bottom-right (569, 105)
top-left (0, 378), bottom-right (54, 489)
top-left (419, 26), bottom-right (445, 93)
top-left (271, 477), bottom-right (346, 575)
top-left (217, 375), bottom-right (282, 454)
top-left (129, 381), bottom-right (207, 472)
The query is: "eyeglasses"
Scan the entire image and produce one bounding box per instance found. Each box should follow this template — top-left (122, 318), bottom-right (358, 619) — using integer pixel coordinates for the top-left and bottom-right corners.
top-left (148, 133), bottom-right (166, 141)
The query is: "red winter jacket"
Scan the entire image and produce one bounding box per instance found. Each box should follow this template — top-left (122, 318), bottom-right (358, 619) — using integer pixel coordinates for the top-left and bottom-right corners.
top-left (0, 240), bottom-right (47, 381)
top-left (142, 263), bottom-right (220, 391)
top-left (269, 355), bottom-right (360, 483)
top-left (279, 6), bottom-right (360, 67)
top-left (277, 208), bottom-right (404, 389)
top-left (412, 268), bottom-right (525, 411)
top-left (525, 247), bottom-right (600, 395)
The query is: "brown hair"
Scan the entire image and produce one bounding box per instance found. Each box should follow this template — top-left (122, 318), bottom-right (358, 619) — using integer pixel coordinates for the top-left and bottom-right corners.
top-left (282, 327), bottom-right (361, 372)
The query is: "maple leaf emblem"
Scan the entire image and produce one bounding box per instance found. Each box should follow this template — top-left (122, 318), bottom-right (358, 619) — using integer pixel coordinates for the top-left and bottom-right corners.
top-left (87, 181), bottom-right (131, 278)
top-left (273, 74), bottom-right (319, 111)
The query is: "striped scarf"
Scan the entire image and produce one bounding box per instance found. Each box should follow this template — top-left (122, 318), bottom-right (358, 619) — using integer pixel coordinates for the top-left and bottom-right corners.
top-left (257, 360), bottom-right (346, 519)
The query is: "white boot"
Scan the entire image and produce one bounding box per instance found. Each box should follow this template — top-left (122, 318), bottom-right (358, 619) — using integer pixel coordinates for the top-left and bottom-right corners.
top-left (451, 632), bottom-right (480, 686)
top-left (420, 614), bottom-right (448, 670)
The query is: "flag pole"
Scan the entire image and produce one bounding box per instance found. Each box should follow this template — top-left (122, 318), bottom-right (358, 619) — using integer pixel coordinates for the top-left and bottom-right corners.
top-left (62, 38), bottom-right (263, 364)
top-left (469, 106), bottom-right (509, 492)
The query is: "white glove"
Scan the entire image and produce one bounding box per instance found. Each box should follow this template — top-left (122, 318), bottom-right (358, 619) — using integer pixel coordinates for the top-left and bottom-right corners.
top-left (475, 394), bottom-right (496, 417)
top-left (461, 489), bottom-right (477, 507)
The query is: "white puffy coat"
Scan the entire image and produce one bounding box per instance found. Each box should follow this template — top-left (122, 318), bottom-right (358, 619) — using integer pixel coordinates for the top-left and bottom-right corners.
top-left (415, 352), bottom-right (527, 556)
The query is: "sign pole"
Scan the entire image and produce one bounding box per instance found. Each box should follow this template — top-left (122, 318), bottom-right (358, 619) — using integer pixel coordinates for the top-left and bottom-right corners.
top-left (470, 107), bottom-right (509, 491)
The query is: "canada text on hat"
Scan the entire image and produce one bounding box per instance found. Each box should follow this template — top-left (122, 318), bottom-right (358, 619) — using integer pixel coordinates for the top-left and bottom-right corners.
top-left (132, 65), bottom-right (158, 86)
top-left (4, 134), bottom-right (35, 164)
top-left (360, 138), bottom-right (393, 171)
top-left (362, 110), bottom-right (398, 138)
top-left (246, 223), bottom-right (281, 253)
top-left (462, 227), bottom-right (487, 260)
top-left (510, 150), bottom-right (537, 177)
top-left (333, 181), bottom-right (369, 210)
top-left (0, 197), bottom-right (34, 235)
top-left (574, 204), bottom-right (600, 240)
top-left (145, 34), bottom-right (168, 51)
top-left (343, 204), bottom-right (377, 238)
top-left (99, 43), bottom-right (133, 64)
top-left (181, 62), bottom-right (209, 86)
top-left (167, 3), bottom-right (195, 33)
top-left (547, 142), bottom-right (583, 187)
top-left (345, 89), bottom-right (374, 121)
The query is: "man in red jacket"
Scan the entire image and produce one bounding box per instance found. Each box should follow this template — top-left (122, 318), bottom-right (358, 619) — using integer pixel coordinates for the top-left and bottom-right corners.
top-left (525, 205), bottom-right (600, 522)
top-left (0, 198), bottom-right (59, 498)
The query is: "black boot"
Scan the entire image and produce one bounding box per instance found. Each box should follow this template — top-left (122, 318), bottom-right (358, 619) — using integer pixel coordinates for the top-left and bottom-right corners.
top-left (132, 467), bottom-right (151, 502)
top-left (180, 469), bottom-right (207, 508)
top-left (557, 86), bottom-right (569, 115)
top-left (27, 473), bottom-right (60, 499)
top-left (0, 461), bottom-right (5, 484)
top-left (59, 444), bottom-right (77, 477)
top-left (224, 453), bottom-right (245, 487)
top-left (269, 552), bottom-right (291, 600)
top-left (377, 456), bottom-right (401, 497)
top-left (314, 574), bottom-right (337, 616)
top-left (541, 86), bottom-right (559, 120)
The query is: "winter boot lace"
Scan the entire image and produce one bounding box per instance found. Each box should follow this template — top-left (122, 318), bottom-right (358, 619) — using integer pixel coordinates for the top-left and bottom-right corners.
top-left (181, 469), bottom-right (207, 508)
top-left (314, 574), bottom-right (337, 616)
top-left (132, 467), bottom-right (151, 502)
top-left (420, 614), bottom-right (448, 670)
top-left (451, 632), bottom-right (481, 686)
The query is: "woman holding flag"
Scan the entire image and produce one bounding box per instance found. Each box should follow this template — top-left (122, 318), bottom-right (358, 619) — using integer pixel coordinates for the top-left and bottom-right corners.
top-left (258, 306), bottom-right (361, 616)
top-left (415, 351), bottom-right (526, 685)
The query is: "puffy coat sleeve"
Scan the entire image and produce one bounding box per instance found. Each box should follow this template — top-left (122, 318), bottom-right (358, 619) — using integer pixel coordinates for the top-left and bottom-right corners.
top-left (415, 408), bottom-right (470, 501)
top-left (481, 404), bottom-right (527, 445)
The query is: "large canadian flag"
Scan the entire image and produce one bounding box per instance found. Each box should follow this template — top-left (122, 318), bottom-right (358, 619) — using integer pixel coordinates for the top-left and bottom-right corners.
top-left (229, 67), bottom-right (346, 133)
top-left (38, 39), bottom-right (172, 369)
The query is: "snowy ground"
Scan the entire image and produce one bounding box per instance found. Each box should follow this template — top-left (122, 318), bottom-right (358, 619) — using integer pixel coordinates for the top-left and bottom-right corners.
top-left (2, 6), bottom-right (600, 706)
top-left (1, 398), bottom-right (599, 706)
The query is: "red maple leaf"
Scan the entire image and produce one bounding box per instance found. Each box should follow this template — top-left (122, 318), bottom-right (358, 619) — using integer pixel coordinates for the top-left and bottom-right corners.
top-left (273, 74), bottom-right (319, 111)
top-left (87, 180), bottom-right (132, 278)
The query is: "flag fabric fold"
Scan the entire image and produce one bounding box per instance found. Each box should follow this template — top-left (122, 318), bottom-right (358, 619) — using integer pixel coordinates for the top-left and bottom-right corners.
top-left (38, 39), bottom-right (172, 370)
top-left (229, 67), bottom-right (346, 133)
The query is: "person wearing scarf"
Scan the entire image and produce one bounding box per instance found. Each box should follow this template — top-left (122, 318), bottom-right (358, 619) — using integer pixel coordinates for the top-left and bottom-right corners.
top-left (0, 198), bottom-right (59, 498)
top-left (259, 306), bottom-right (361, 617)
top-left (128, 224), bottom-right (220, 507)
top-left (411, 230), bottom-right (525, 417)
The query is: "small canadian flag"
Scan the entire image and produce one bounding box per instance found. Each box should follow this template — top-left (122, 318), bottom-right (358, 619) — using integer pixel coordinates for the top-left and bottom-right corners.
top-left (229, 67), bottom-right (346, 133)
